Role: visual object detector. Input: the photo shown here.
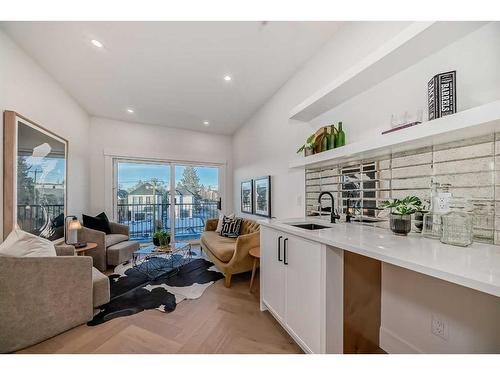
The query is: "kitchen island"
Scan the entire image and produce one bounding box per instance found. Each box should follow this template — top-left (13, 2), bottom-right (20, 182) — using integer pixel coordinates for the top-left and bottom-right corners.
top-left (258, 218), bottom-right (500, 354)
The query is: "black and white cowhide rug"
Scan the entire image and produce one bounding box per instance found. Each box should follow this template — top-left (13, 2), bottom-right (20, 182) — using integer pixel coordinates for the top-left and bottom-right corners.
top-left (88, 256), bottom-right (223, 326)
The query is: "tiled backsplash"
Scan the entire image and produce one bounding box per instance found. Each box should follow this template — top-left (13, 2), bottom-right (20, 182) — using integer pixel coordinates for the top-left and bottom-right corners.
top-left (305, 133), bottom-right (499, 244)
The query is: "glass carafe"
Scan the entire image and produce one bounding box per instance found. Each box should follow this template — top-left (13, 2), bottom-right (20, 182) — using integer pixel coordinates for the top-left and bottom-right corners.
top-left (422, 212), bottom-right (442, 239)
top-left (472, 201), bottom-right (494, 243)
top-left (440, 199), bottom-right (473, 247)
top-left (421, 181), bottom-right (440, 238)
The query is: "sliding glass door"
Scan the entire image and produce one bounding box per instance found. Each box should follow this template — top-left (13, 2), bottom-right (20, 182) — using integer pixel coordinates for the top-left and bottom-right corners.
top-left (116, 161), bottom-right (170, 241)
top-left (173, 164), bottom-right (220, 241)
top-left (114, 160), bottom-right (220, 243)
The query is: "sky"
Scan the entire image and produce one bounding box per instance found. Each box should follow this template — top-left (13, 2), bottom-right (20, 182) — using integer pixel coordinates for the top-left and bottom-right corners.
top-left (23, 156), bottom-right (65, 184)
top-left (117, 162), bottom-right (219, 191)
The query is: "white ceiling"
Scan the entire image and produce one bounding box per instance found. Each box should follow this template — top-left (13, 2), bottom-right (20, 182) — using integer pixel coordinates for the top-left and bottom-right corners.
top-left (1, 21), bottom-right (342, 134)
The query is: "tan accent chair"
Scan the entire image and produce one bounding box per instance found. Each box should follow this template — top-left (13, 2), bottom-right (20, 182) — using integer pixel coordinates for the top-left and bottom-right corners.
top-left (80, 221), bottom-right (139, 271)
top-left (0, 244), bottom-right (110, 353)
top-left (200, 218), bottom-right (260, 288)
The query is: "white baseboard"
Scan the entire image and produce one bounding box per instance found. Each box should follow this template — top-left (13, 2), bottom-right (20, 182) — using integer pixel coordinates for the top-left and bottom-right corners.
top-left (379, 326), bottom-right (422, 354)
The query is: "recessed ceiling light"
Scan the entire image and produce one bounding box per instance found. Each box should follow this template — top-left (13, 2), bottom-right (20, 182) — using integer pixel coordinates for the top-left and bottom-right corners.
top-left (90, 39), bottom-right (103, 48)
top-left (127, 108), bottom-right (134, 114)
top-left (203, 121), bottom-right (210, 126)
top-left (223, 75), bottom-right (232, 81)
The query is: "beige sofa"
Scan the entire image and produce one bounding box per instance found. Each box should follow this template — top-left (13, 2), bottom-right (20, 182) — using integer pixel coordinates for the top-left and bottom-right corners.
top-left (80, 221), bottom-right (139, 271)
top-left (0, 244), bottom-right (110, 353)
top-left (200, 218), bottom-right (260, 288)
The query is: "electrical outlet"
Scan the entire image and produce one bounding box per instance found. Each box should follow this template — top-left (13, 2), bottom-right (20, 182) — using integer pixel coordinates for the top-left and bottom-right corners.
top-left (431, 314), bottom-right (449, 340)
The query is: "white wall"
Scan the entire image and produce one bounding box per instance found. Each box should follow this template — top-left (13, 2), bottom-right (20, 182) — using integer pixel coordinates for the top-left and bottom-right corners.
top-left (88, 117), bottom-right (233, 217)
top-left (0, 29), bottom-right (91, 237)
top-left (232, 21), bottom-right (412, 219)
top-left (380, 264), bottom-right (500, 353)
top-left (233, 22), bottom-right (500, 219)
top-left (312, 21), bottom-right (500, 141)
top-left (233, 21), bottom-right (500, 353)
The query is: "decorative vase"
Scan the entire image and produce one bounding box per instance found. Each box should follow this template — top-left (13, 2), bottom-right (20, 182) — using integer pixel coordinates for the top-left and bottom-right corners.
top-left (389, 213), bottom-right (412, 236)
top-left (422, 212), bottom-right (443, 239)
top-left (313, 128), bottom-right (323, 154)
top-left (414, 211), bottom-right (426, 233)
top-left (304, 147), bottom-right (314, 157)
top-left (440, 200), bottom-right (472, 247)
top-left (153, 237), bottom-right (160, 246)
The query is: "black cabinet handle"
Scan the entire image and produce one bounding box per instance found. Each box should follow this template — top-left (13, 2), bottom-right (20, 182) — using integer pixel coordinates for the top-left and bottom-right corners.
top-left (283, 238), bottom-right (288, 265)
top-left (277, 236), bottom-right (283, 261)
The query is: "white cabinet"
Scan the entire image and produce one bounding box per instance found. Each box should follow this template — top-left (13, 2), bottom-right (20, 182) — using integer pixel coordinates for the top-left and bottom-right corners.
top-left (285, 234), bottom-right (323, 352)
top-left (260, 226), bottom-right (324, 353)
top-left (261, 226), bottom-right (286, 322)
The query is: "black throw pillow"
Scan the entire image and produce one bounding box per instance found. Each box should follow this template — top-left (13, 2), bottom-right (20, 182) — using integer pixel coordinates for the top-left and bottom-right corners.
top-left (83, 212), bottom-right (111, 234)
top-left (97, 212), bottom-right (110, 225)
top-left (220, 216), bottom-right (242, 238)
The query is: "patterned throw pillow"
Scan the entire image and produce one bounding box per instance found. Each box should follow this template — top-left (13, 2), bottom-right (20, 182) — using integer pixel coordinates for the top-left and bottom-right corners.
top-left (220, 216), bottom-right (243, 238)
top-left (216, 213), bottom-right (235, 233)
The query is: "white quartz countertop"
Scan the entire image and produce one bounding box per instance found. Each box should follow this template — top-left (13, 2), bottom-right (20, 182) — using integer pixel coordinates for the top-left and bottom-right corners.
top-left (258, 218), bottom-right (500, 298)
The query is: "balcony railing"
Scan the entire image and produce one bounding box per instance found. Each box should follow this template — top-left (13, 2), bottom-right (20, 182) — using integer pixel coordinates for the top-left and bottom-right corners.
top-left (117, 201), bottom-right (219, 242)
top-left (17, 204), bottom-right (65, 238)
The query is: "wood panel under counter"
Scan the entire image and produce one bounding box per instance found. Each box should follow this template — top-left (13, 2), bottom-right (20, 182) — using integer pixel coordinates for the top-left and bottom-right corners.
top-left (324, 246), bottom-right (383, 354)
top-left (343, 251), bottom-right (383, 354)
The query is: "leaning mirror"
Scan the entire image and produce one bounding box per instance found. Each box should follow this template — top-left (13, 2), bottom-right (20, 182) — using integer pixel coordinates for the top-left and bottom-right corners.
top-left (3, 111), bottom-right (67, 241)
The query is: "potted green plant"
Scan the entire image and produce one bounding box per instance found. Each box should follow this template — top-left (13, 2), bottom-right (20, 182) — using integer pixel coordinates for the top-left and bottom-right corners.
top-left (297, 133), bottom-right (316, 156)
top-left (153, 229), bottom-right (170, 247)
top-left (382, 196), bottom-right (423, 236)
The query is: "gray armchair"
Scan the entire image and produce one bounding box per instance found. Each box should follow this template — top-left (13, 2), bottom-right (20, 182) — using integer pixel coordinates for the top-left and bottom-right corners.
top-left (0, 244), bottom-right (110, 353)
top-left (80, 221), bottom-right (138, 271)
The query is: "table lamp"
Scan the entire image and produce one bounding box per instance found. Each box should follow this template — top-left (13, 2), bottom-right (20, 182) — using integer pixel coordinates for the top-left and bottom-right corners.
top-left (65, 216), bottom-right (87, 248)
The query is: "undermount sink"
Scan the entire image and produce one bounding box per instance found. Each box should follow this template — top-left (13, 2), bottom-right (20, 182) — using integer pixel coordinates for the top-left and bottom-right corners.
top-left (290, 223), bottom-right (331, 230)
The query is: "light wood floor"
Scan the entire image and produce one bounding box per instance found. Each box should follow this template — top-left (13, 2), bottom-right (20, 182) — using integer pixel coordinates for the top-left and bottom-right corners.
top-left (17, 253), bottom-right (302, 354)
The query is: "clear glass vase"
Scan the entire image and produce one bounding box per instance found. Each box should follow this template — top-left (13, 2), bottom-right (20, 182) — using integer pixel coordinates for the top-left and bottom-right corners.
top-left (440, 200), bottom-right (473, 247)
top-left (471, 201), bottom-right (494, 243)
top-left (414, 211), bottom-right (426, 233)
top-left (422, 212), bottom-right (442, 239)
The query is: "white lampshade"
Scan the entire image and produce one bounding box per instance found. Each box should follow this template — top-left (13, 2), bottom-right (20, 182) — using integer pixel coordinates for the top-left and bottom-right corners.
top-left (66, 217), bottom-right (81, 245)
top-left (68, 219), bottom-right (82, 231)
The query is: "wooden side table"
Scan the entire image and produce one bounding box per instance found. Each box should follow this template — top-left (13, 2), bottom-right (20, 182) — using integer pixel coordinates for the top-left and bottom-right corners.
top-left (249, 247), bottom-right (260, 292)
top-left (75, 242), bottom-right (97, 256)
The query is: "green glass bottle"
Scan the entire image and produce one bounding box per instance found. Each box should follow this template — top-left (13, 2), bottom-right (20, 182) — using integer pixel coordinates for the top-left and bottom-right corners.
top-left (336, 122), bottom-right (345, 147)
top-left (321, 127), bottom-right (329, 151)
top-left (329, 124), bottom-right (337, 149)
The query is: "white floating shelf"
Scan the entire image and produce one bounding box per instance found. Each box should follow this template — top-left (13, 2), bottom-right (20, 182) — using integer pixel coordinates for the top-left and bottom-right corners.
top-left (289, 100), bottom-right (500, 169)
top-left (289, 21), bottom-right (487, 122)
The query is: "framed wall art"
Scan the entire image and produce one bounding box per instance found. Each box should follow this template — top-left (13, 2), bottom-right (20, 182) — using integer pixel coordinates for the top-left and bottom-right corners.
top-left (3, 111), bottom-right (68, 240)
top-left (253, 175), bottom-right (271, 218)
top-left (240, 179), bottom-right (253, 214)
